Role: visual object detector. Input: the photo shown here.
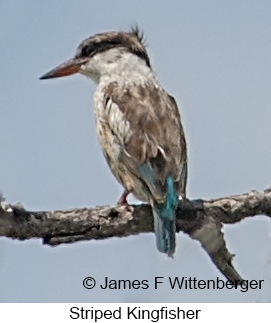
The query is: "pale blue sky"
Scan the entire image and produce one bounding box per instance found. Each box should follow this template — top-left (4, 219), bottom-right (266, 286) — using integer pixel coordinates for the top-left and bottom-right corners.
top-left (0, 1), bottom-right (271, 302)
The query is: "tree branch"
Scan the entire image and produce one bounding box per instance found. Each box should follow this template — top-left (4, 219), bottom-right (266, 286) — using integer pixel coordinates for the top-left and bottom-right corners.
top-left (1, 188), bottom-right (271, 282)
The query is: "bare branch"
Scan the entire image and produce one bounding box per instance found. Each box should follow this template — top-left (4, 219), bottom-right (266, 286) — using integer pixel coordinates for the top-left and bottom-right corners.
top-left (1, 188), bottom-right (270, 282)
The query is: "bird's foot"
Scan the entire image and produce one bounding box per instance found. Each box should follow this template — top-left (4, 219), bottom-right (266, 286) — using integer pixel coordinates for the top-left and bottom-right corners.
top-left (117, 190), bottom-right (130, 206)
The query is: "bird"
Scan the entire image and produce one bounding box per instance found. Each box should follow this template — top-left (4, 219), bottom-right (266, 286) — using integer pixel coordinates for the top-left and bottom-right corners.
top-left (40, 27), bottom-right (187, 257)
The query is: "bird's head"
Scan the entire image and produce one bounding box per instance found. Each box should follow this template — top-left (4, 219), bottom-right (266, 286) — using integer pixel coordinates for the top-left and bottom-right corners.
top-left (40, 27), bottom-right (151, 83)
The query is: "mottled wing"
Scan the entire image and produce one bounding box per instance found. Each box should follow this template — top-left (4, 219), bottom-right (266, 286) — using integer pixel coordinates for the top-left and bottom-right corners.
top-left (104, 82), bottom-right (187, 202)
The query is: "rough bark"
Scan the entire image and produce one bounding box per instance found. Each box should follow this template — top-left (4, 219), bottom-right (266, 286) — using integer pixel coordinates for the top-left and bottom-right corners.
top-left (1, 188), bottom-right (271, 282)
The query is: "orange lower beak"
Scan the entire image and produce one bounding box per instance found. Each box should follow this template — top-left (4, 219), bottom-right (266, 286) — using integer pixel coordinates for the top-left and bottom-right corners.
top-left (40, 57), bottom-right (88, 80)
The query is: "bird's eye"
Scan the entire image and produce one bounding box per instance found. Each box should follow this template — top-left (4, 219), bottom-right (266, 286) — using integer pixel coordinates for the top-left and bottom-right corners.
top-left (81, 43), bottom-right (97, 56)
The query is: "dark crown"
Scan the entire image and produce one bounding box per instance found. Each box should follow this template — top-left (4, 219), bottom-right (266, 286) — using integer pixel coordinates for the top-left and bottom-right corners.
top-left (75, 27), bottom-right (151, 67)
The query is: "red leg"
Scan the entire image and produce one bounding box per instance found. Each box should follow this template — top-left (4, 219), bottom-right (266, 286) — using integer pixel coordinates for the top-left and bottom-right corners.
top-left (117, 190), bottom-right (130, 206)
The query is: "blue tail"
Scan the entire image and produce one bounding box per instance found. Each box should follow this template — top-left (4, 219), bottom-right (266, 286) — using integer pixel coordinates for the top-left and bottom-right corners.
top-left (152, 177), bottom-right (179, 257)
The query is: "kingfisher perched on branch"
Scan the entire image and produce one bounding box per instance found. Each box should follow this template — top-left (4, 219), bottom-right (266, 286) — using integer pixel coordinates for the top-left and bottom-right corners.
top-left (40, 27), bottom-right (187, 257)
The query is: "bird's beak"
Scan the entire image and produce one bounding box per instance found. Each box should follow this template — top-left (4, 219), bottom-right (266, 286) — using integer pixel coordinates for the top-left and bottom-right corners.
top-left (40, 57), bottom-right (89, 80)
